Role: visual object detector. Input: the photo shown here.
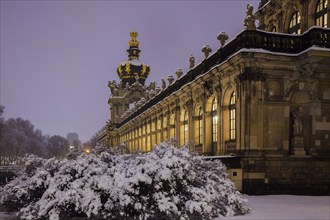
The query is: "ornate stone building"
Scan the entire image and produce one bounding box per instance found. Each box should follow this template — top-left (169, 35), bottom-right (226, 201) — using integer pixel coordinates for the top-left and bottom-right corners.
top-left (100, 0), bottom-right (330, 194)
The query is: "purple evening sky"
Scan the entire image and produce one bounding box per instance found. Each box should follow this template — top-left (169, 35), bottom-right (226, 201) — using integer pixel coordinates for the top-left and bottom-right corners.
top-left (0, 0), bottom-right (259, 142)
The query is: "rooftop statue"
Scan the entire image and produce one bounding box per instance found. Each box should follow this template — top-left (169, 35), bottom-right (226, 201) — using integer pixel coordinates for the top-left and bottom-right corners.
top-left (244, 4), bottom-right (256, 30)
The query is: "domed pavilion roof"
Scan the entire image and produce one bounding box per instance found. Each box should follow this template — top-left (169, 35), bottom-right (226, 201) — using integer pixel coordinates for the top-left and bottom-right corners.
top-left (117, 31), bottom-right (150, 86)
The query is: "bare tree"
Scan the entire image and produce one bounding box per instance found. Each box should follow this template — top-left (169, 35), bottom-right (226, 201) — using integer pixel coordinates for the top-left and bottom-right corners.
top-left (46, 135), bottom-right (69, 159)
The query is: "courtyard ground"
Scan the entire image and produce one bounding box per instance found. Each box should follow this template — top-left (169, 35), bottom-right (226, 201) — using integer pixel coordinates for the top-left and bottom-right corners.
top-left (218, 195), bottom-right (330, 220)
top-left (1, 195), bottom-right (329, 220)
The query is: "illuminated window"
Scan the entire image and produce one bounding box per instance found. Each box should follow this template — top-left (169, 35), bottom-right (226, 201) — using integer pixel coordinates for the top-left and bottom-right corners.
top-left (288, 11), bottom-right (301, 34)
top-left (170, 113), bottom-right (176, 138)
top-left (316, 0), bottom-right (328, 27)
top-left (142, 124), bottom-right (146, 135)
top-left (163, 116), bottom-right (168, 140)
top-left (184, 111), bottom-right (189, 144)
top-left (146, 122), bottom-right (151, 151)
top-left (157, 119), bottom-right (161, 144)
top-left (229, 92), bottom-right (236, 140)
top-left (195, 107), bottom-right (203, 145)
top-left (151, 120), bottom-right (156, 132)
top-left (142, 123), bottom-right (146, 151)
top-left (212, 98), bottom-right (218, 143)
top-left (138, 127), bottom-right (142, 150)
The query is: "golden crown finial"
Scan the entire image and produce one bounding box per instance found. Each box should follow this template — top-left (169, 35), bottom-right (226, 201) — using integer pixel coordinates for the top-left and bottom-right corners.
top-left (129, 31), bottom-right (139, 47)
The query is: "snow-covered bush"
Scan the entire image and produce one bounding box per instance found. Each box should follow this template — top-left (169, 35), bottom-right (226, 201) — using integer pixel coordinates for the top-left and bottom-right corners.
top-left (0, 142), bottom-right (249, 220)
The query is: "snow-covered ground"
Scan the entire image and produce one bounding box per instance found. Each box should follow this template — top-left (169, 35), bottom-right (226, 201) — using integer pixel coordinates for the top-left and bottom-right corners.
top-left (1, 195), bottom-right (329, 220)
top-left (218, 195), bottom-right (330, 220)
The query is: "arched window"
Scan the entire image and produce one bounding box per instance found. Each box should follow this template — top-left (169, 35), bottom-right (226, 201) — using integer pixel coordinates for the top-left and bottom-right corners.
top-left (316, 0), bottom-right (328, 27)
top-left (146, 122), bottom-right (151, 151)
top-left (288, 11), bottom-right (301, 34)
top-left (183, 110), bottom-right (189, 144)
top-left (157, 118), bottom-right (161, 144)
top-left (169, 113), bottom-right (175, 138)
top-left (195, 107), bottom-right (203, 145)
top-left (211, 98), bottom-right (218, 144)
top-left (229, 92), bottom-right (236, 140)
top-left (162, 115), bottom-right (168, 141)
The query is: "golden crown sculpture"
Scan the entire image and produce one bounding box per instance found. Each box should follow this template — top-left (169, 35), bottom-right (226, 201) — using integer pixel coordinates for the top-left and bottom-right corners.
top-left (129, 31), bottom-right (139, 47)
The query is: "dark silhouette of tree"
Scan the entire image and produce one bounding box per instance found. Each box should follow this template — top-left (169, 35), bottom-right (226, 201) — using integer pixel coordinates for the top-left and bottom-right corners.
top-left (0, 106), bottom-right (70, 162)
top-left (83, 126), bottom-right (105, 149)
top-left (46, 135), bottom-right (69, 159)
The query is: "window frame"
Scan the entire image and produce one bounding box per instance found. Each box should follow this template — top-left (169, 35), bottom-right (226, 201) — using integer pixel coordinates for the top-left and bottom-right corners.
top-left (211, 98), bottom-right (218, 144)
top-left (183, 110), bottom-right (189, 144)
top-left (196, 107), bottom-right (203, 145)
top-left (315, 0), bottom-right (328, 27)
top-left (229, 92), bottom-right (236, 140)
top-left (288, 11), bottom-right (301, 34)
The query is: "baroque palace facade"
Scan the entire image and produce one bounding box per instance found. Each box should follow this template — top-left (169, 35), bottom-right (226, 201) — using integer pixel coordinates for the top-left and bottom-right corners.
top-left (99, 0), bottom-right (330, 194)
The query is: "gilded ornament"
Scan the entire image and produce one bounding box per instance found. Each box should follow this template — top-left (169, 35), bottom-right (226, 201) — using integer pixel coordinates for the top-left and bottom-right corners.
top-left (125, 63), bottom-right (131, 74)
top-left (142, 65), bottom-right (146, 75)
top-left (118, 66), bottom-right (123, 75)
top-left (129, 31), bottom-right (139, 47)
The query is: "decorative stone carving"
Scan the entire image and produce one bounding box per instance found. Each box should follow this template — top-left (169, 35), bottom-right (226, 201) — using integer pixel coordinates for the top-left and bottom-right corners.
top-left (108, 80), bottom-right (118, 96)
top-left (155, 86), bottom-right (161, 94)
top-left (184, 99), bottom-right (193, 110)
top-left (203, 80), bottom-right (213, 99)
top-left (285, 60), bottom-right (319, 100)
top-left (297, 61), bottom-right (318, 79)
top-left (189, 54), bottom-right (195, 69)
top-left (146, 81), bottom-right (157, 91)
top-left (291, 107), bottom-right (304, 137)
top-left (202, 45), bottom-right (212, 59)
top-left (244, 4), bottom-right (256, 30)
top-left (168, 75), bottom-right (174, 85)
top-left (217, 32), bottom-right (229, 48)
top-left (161, 78), bottom-right (166, 90)
top-left (193, 86), bottom-right (204, 104)
top-left (290, 107), bottom-right (306, 155)
top-left (136, 100), bottom-right (142, 108)
top-left (149, 90), bottom-right (156, 99)
top-left (175, 68), bottom-right (183, 79)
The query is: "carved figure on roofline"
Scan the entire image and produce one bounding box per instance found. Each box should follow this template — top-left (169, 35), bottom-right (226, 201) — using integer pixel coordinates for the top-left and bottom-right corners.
top-left (108, 80), bottom-right (118, 96)
top-left (161, 78), bottom-right (166, 90)
top-left (146, 81), bottom-right (157, 92)
top-left (244, 4), bottom-right (256, 30)
top-left (189, 54), bottom-right (195, 69)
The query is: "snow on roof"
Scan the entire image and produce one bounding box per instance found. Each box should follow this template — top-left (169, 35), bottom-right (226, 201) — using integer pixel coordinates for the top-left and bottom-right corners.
top-left (120, 44), bottom-right (329, 125)
top-left (119, 59), bottom-right (148, 66)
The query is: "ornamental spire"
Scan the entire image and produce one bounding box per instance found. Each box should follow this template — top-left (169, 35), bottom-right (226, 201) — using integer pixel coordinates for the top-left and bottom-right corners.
top-left (127, 31), bottom-right (141, 60)
top-left (117, 31), bottom-right (151, 86)
top-left (129, 31), bottom-right (139, 47)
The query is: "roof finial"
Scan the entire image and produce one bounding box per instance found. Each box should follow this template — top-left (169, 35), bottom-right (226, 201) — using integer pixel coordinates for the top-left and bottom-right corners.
top-left (129, 31), bottom-right (139, 47)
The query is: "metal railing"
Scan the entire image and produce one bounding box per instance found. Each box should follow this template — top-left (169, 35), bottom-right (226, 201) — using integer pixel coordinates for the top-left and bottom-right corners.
top-left (0, 165), bottom-right (21, 172)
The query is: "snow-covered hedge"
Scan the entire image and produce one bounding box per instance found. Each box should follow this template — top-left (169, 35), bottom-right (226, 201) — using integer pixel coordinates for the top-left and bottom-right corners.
top-left (0, 142), bottom-right (250, 220)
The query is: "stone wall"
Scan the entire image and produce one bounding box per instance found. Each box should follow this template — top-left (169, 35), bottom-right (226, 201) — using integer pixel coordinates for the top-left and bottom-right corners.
top-left (242, 156), bottom-right (330, 195)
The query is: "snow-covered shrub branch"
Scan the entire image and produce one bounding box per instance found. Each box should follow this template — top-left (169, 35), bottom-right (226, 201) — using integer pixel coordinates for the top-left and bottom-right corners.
top-left (0, 142), bottom-right (249, 220)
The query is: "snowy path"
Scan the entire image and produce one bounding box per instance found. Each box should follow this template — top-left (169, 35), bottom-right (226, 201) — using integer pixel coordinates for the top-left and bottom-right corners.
top-left (218, 195), bottom-right (330, 220)
top-left (1, 195), bottom-right (329, 220)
